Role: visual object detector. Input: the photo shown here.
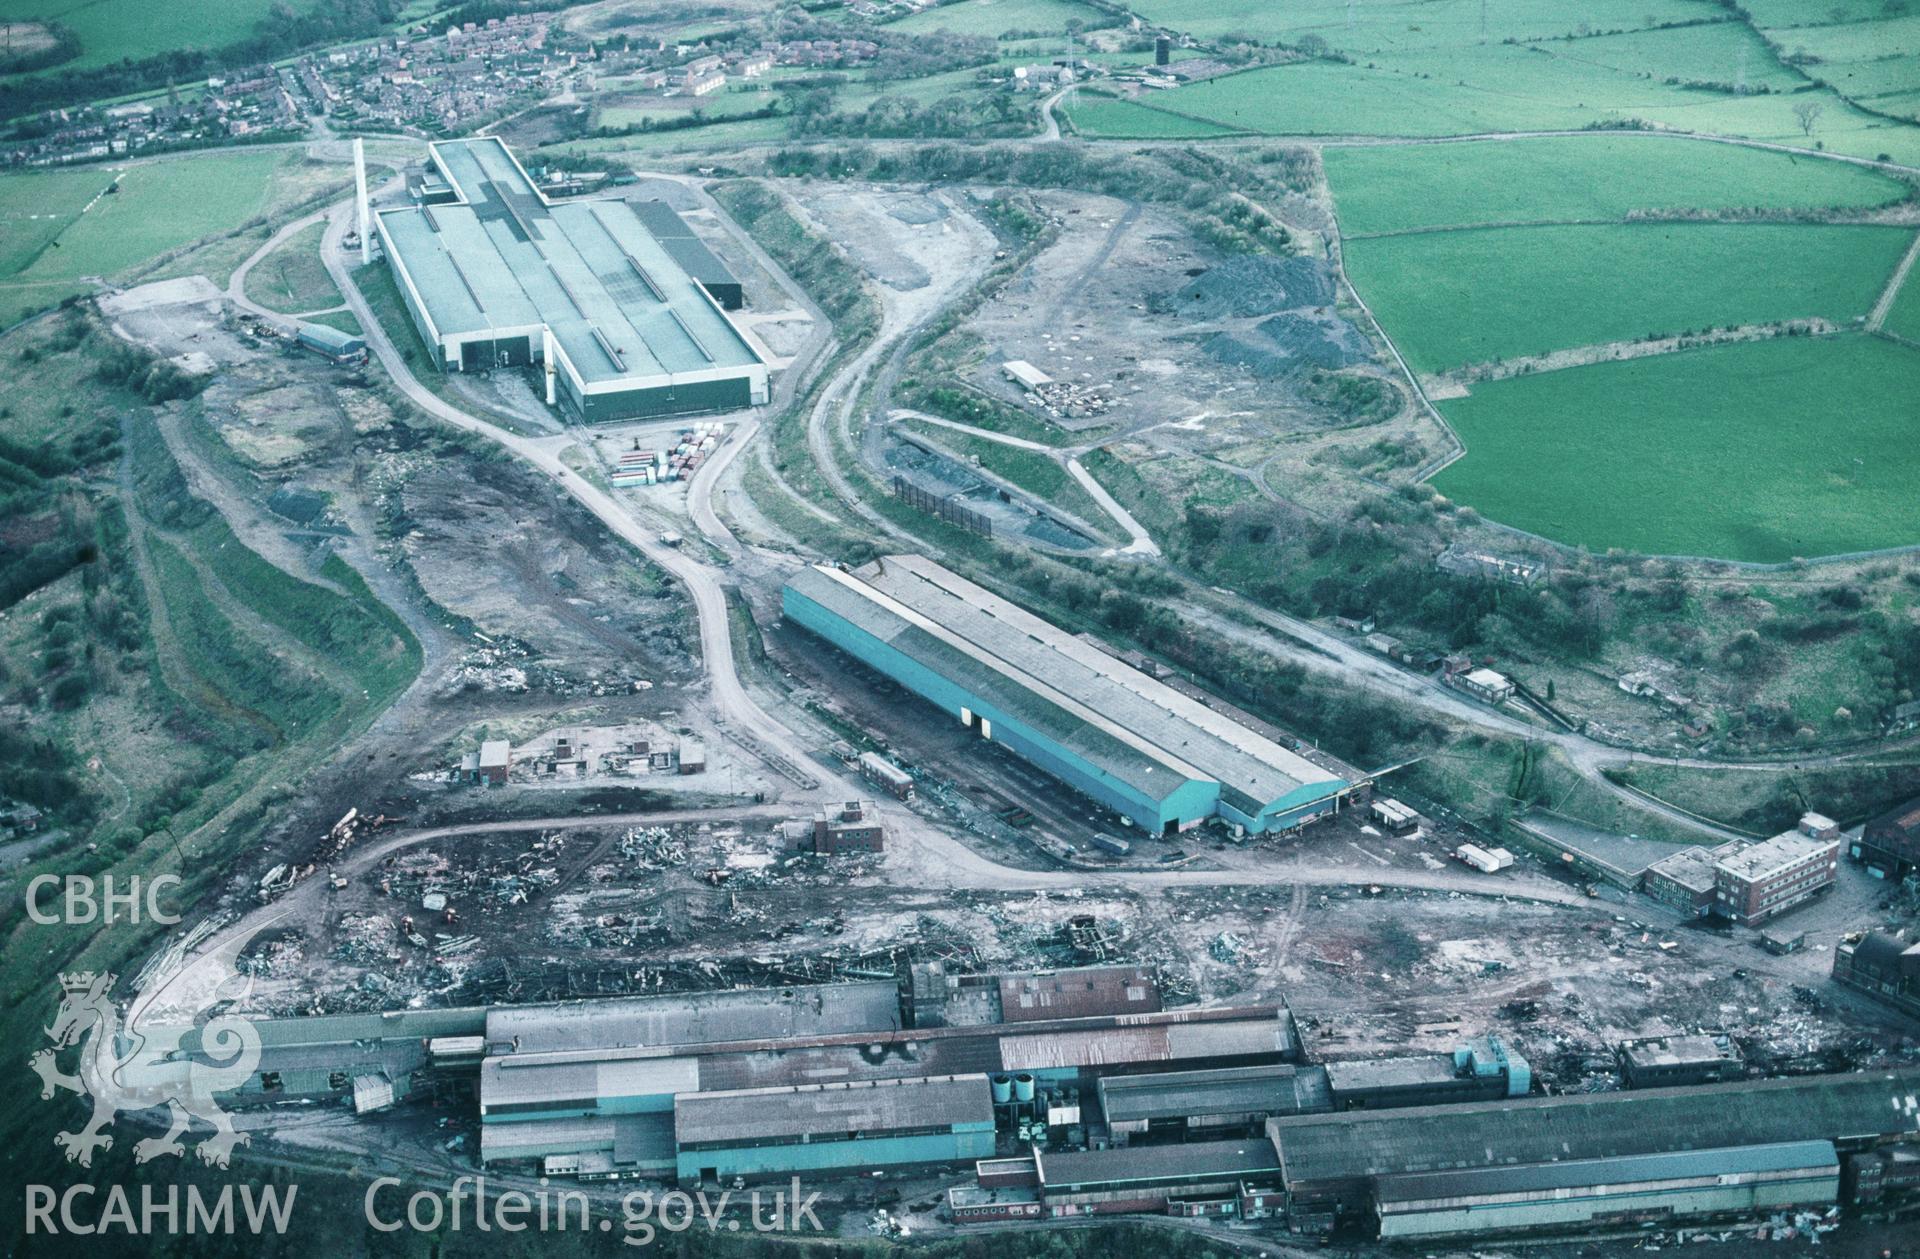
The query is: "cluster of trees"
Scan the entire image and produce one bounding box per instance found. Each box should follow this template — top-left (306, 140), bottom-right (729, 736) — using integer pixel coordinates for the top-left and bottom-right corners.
top-left (0, 20), bottom-right (81, 75)
top-left (588, 99), bottom-right (783, 140)
top-left (0, 725), bottom-right (89, 816)
top-left (1164, 466), bottom-right (1920, 743)
top-left (1302, 368), bottom-right (1399, 422)
top-left (92, 340), bottom-right (206, 405)
top-left (788, 85), bottom-right (1023, 140)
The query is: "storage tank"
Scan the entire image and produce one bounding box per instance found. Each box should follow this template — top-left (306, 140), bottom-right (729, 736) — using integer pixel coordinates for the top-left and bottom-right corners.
top-left (991, 1075), bottom-right (1013, 1105)
top-left (1013, 1073), bottom-right (1036, 1103)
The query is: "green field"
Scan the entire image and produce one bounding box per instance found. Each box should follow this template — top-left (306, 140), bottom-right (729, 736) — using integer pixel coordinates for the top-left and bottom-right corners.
top-left (0, 0), bottom-right (324, 73)
top-left (594, 86), bottom-right (780, 129)
top-left (1122, 0), bottom-right (1709, 47)
top-left (891, 0), bottom-right (1109, 38)
top-left (1549, 22), bottom-right (1799, 91)
top-left (0, 165), bottom-right (107, 272)
top-left (1886, 262), bottom-right (1920, 343)
top-left (1873, 89), bottom-right (1920, 124)
top-left (0, 149), bottom-right (293, 324)
top-left (1060, 92), bottom-right (1242, 138)
top-left (1823, 57), bottom-right (1920, 101)
top-left (1325, 135), bottom-right (1908, 235)
top-left (1121, 14), bottom-right (1920, 166)
top-left (553, 112), bottom-right (792, 158)
top-left (8, 150), bottom-right (287, 280)
top-left (1432, 334), bottom-right (1920, 561)
top-left (1769, 13), bottom-right (1920, 64)
top-left (1345, 222), bottom-right (1909, 372)
top-left (0, 164), bottom-right (113, 324)
top-left (1742, 0), bottom-right (1887, 24)
top-left (241, 219), bottom-right (339, 315)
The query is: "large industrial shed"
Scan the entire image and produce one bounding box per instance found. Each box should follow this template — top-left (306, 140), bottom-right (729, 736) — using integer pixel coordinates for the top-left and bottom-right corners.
top-left (375, 137), bottom-right (767, 422)
top-left (475, 981), bottom-right (902, 1171)
top-left (1268, 1069), bottom-right (1920, 1233)
top-left (673, 1076), bottom-right (996, 1182)
top-left (783, 557), bottom-right (1354, 836)
top-left (1373, 1141), bottom-right (1840, 1239)
top-left (1100, 1064), bottom-right (1331, 1142)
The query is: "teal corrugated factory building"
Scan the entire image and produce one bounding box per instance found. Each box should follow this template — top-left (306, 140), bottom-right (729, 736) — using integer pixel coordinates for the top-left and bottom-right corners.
top-left (782, 556), bottom-right (1355, 837)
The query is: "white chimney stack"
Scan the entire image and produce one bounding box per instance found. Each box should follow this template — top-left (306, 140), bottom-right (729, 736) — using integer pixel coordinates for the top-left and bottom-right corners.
top-left (353, 138), bottom-right (370, 266)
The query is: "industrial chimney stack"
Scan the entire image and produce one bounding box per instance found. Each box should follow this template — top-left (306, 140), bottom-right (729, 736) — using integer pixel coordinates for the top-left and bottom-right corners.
top-left (354, 138), bottom-right (371, 266)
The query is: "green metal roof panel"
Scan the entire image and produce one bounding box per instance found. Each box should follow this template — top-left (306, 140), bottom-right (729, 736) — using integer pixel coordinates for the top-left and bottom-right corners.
top-left (1099, 1064), bottom-right (1331, 1124)
top-left (297, 322), bottom-right (365, 351)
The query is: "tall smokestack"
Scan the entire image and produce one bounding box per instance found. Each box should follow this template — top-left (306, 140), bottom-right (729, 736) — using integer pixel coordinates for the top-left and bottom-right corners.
top-left (543, 328), bottom-right (557, 406)
top-left (354, 138), bottom-right (370, 266)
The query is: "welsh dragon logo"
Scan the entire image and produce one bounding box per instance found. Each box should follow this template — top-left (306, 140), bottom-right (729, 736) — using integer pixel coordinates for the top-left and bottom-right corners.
top-left (29, 971), bottom-right (261, 1169)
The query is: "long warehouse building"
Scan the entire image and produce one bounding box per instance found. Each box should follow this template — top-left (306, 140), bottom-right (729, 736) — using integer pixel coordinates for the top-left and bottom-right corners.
top-left (783, 557), bottom-right (1356, 836)
top-left (1267, 1069), bottom-right (1920, 1230)
top-left (376, 137), bottom-right (767, 422)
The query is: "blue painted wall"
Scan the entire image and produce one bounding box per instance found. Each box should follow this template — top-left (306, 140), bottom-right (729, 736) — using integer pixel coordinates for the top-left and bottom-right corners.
top-left (785, 586), bottom-right (1216, 833)
top-left (676, 1126), bottom-right (997, 1182)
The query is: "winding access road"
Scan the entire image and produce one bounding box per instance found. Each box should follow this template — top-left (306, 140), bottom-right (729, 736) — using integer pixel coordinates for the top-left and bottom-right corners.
top-left (317, 204), bottom-right (821, 783)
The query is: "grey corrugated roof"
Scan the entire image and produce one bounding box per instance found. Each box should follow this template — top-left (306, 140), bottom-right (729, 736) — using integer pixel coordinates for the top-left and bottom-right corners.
top-left (1271, 1069), bottom-right (1920, 1187)
top-left (486, 980), bottom-right (901, 1054)
top-left (674, 1074), bottom-right (992, 1147)
top-left (173, 1006), bottom-right (488, 1054)
top-left (787, 558), bottom-right (1344, 814)
top-left (1323, 1055), bottom-right (1460, 1093)
top-left (1374, 1140), bottom-right (1838, 1205)
top-left (481, 1053), bottom-right (699, 1111)
top-left (377, 138), bottom-right (759, 385)
top-left (999, 1014), bottom-right (1289, 1072)
top-left (479, 1113), bottom-right (675, 1167)
top-left (297, 321), bottom-right (364, 351)
top-left (1041, 1139), bottom-right (1280, 1190)
top-left (1099, 1064), bottom-right (1330, 1123)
